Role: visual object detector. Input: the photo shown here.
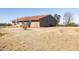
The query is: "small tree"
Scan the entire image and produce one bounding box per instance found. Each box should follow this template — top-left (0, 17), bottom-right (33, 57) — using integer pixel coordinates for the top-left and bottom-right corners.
top-left (27, 21), bottom-right (31, 28)
top-left (22, 24), bottom-right (27, 30)
top-left (22, 21), bottom-right (31, 30)
top-left (63, 12), bottom-right (73, 26)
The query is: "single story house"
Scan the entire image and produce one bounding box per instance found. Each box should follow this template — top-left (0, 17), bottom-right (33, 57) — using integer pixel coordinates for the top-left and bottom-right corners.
top-left (12, 15), bottom-right (57, 27)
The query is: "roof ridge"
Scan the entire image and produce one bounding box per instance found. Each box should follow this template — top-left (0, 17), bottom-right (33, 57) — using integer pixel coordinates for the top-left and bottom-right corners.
top-left (21, 14), bottom-right (50, 18)
top-left (13, 14), bottom-right (52, 22)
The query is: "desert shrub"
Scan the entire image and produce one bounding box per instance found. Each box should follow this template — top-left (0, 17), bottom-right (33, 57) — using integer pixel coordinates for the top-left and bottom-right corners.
top-left (59, 29), bottom-right (64, 33)
top-left (0, 33), bottom-right (6, 37)
top-left (66, 22), bottom-right (77, 26)
top-left (22, 24), bottom-right (27, 30)
top-left (0, 23), bottom-right (12, 26)
top-left (21, 21), bottom-right (31, 30)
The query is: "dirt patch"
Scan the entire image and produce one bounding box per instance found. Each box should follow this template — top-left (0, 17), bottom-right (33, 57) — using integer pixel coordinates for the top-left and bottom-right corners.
top-left (0, 33), bottom-right (7, 37)
top-left (0, 27), bottom-right (79, 51)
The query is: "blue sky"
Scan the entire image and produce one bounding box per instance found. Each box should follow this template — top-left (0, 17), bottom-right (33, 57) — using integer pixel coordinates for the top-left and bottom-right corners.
top-left (0, 8), bottom-right (79, 24)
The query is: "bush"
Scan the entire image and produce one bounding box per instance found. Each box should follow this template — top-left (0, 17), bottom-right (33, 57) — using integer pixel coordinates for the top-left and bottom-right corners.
top-left (22, 24), bottom-right (27, 30)
top-left (0, 33), bottom-right (6, 36)
top-left (0, 23), bottom-right (12, 26)
top-left (66, 22), bottom-right (77, 26)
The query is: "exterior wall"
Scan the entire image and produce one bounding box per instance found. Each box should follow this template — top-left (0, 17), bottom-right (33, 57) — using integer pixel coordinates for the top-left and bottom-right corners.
top-left (31, 22), bottom-right (40, 27)
top-left (12, 21), bottom-right (40, 28)
top-left (40, 15), bottom-right (57, 27)
top-left (12, 22), bottom-right (25, 27)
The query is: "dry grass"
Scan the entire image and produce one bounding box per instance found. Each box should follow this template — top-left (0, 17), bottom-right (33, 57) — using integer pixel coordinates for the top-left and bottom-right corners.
top-left (0, 33), bottom-right (6, 36)
top-left (1, 27), bottom-right (79, 51)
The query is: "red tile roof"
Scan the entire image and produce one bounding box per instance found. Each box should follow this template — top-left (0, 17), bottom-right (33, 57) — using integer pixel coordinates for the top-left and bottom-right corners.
top-left (14, 15), bottom-right (50, 22)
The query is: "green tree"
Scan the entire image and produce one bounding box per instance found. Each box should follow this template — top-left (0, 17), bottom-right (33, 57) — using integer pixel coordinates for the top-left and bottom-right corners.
top-left (54, 14), bottom-right (61, 25)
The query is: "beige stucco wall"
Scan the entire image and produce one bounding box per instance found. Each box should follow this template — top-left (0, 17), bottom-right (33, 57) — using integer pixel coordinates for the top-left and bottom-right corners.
top-left (12, 21), bottom-right (40, 28)
top-left (31, 22), bottom-right (40, 28)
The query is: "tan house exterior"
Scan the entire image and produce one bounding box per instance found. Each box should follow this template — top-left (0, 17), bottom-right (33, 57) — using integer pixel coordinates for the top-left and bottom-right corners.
top-left (12, 15), bottom-right (57, 27)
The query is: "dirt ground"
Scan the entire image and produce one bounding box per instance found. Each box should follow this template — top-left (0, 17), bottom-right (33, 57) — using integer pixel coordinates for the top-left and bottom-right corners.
top-left (0, 27), bottom-right (79, 51)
